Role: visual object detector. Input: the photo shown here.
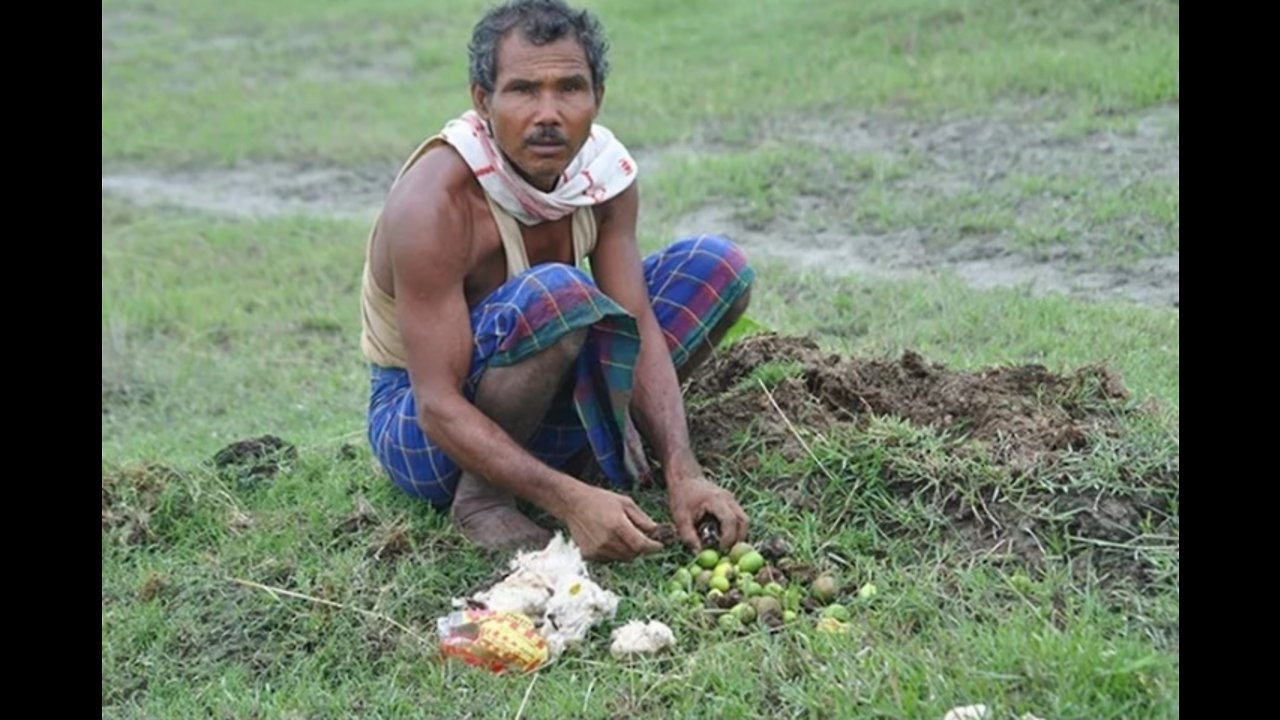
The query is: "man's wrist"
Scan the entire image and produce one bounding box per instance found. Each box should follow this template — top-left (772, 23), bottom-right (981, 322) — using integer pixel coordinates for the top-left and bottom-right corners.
top-left (536, 472), bottom-right (588, 521)
top-left (661, 449), bottom-right (702, 487)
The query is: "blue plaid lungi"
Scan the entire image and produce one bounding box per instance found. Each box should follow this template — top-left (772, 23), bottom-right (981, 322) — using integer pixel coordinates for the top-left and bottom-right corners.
top-left (368, 235), bottom-right (754, 509)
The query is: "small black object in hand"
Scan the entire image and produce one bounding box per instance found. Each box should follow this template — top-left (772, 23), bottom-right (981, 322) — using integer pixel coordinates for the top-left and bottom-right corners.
top-left (696, 515), bottom-right (721, 550)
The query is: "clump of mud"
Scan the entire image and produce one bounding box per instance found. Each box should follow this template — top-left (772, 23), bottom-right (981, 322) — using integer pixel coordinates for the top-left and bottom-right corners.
top-left (102, 463), bottom-right (188, 546)
top-left (212, 434), bottom-right (297, 484)
top-left (684, 334), bottom-right (1177, 588)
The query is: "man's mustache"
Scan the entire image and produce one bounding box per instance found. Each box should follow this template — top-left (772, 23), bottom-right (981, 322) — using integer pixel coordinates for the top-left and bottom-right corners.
top-left (526, 128), bottom-right (568, 145)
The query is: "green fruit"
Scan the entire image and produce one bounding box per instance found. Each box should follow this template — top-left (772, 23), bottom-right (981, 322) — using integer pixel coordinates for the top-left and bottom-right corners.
top-left (812, 575), bottom-right (839, 603)
top-left (694, 569), bottom-right (713, 592)
top-left (710, 575), bottom-right (731, 593)
top-left (764, 582), bottom-right (785, 598)
top-left (731, 602), bottom-right (757, 624)
top-left (673, 567), bottom-right (693, 589)
top-left (783, 610), bottom-right (798, 623)
top-left (696, 549), bottom-right (721, 569)
top-left (729, 542), bottom-right (755, 564)
top-left (737, 551), bottom-right (766, 574)
top-left (707, 588), bottom-right (724, 602)
top-left (745, 581), bottom-right (764, 597)
top-left (668, 589), bottom-right (689, 602)
top-left (717, 612), bottom-right (741, 631)
top-left (821, 604), bottom-right (851, 622)
top-left (858, 583), bottom-right (878, 600)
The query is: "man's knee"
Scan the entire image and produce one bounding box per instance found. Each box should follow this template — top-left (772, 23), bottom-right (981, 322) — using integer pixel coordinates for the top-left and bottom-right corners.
top-left (514, 263), bottom-right (593, 352)
top-left (727, 280), bottom-right (752, 320)
top-left (517, 262), bottom-right (594, 291)
top-left (478, 262), bottom-right (601, 356)
top-left (673, 234), bottom-right (753, 275)
top-left (691, 235), bottom-right (753, 326)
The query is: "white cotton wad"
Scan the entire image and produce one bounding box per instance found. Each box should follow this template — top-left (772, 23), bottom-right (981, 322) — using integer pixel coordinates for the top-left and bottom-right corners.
top-left (468, 532), bottom-right (619, 658)
top-left (469, 568), bottom-right (555, 618)
top-left (609, 620), bottom-right (676, 659)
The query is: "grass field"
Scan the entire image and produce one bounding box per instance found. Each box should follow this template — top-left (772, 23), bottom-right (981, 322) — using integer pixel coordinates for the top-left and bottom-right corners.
top-left (103, 1), bottom-right (1179, 717)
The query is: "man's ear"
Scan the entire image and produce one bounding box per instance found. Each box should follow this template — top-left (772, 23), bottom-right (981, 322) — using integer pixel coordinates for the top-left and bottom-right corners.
top-left (593, 83), bottom-right (606, 118)
top-left (471, 84), bottom-right (491, 120)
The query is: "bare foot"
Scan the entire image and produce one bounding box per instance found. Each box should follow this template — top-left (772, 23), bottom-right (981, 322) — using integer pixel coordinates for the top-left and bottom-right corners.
top-left (453, 502), bottom-right (553, 552)
top-left (451, 473), bottom-right (552, 552)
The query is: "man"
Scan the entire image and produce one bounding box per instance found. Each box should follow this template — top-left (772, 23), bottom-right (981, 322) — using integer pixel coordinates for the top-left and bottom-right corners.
top-left (360, 0), bottom-right (755, 561)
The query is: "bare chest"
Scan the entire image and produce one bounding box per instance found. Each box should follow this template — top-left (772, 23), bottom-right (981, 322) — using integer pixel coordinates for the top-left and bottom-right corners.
top-left (463, 209), bottom-right (576, 307)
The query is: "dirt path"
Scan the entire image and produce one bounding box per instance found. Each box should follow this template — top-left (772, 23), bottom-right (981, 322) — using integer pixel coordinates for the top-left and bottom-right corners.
top-left (102, 104), bottom-right (1178, 307)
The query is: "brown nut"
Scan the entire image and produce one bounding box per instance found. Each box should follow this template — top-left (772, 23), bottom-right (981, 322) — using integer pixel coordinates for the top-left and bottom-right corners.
top-left (645, 523), bottom-right (678, 546)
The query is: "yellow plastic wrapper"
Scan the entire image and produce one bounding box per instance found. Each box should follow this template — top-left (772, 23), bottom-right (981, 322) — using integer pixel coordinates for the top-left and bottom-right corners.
top-left (437, 608), bottom-right (549, 674)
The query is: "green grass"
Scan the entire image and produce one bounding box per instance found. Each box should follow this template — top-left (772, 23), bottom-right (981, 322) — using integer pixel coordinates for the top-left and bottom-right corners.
top-left (103, 0), bottom-right (1178, 716)
top-left (644, 146), bottom-right (1178, 270)
top-left (102, 198), bottom-right (370, 462)
top-left (103, 0), bottom-right (1178, 166)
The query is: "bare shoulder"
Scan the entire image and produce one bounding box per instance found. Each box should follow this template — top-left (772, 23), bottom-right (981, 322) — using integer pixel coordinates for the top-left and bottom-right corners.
top-left (592, 182), bottom-right (639, 238)
top-left (379, 144), bottom-right (482, 265)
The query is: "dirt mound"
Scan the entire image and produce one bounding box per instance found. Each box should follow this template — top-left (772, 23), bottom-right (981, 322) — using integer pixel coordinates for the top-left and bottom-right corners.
top-left (690, 334), bottom-right (1129, 464)
top-left (212, 435), bottom-right (297, 484)
top-left (102, 463), bottom-right (186, 546)
top-left (685, 334), bottom-right (1176, 588)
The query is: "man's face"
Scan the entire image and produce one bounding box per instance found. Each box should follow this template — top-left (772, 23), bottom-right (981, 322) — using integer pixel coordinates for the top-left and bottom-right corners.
top-left (473, 31), bottom-right (602, 192)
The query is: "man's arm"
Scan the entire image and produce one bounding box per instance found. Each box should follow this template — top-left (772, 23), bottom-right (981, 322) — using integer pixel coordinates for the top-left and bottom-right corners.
top-left (590, 183), bottom-right (749, 552)
top-left (384, 155), bottom-right (662, 561)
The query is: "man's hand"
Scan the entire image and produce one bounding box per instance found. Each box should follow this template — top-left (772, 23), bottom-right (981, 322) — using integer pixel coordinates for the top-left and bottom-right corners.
top-left (667, 474), bottom-right (749, 552)
top-left (562, 485), bottom-right (665, 562)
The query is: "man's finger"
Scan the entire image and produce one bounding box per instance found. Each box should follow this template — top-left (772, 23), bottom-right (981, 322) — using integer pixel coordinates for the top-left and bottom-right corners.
top-left (620, 514), bottom-right (665, 555)
top-left (718, 507), bottom-right (746, 551)
top-left (670, 506), bottom-right (699, 550)
top-left (634, 534), bottom-right (666, 555)
top-left (675, 517), bottom-right (700, 551)
top-left (622, 501), bottom-right (658, 532)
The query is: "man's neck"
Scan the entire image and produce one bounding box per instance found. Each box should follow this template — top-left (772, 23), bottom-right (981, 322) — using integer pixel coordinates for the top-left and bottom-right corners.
top-left (501, 151), bottom-right (562, 193)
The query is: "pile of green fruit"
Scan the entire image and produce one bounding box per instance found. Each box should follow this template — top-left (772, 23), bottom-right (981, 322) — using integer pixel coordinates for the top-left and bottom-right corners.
top-left (663, 536), bottom-right (876, 633)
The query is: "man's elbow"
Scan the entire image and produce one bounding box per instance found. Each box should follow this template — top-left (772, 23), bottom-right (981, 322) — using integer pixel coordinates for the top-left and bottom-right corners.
top-left (415, 388), bottom-right (466, 438)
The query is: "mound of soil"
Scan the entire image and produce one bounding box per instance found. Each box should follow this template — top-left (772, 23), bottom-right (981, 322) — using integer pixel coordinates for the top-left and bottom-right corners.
top-left (684, 334), bottom-right (1176, 588)
top-left (102, 463), bottom-right (184, 545)
top-left (212, 434), bottom-right (297, 482)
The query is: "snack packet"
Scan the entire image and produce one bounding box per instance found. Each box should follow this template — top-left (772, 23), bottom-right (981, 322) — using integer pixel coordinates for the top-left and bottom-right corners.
top-left (437, 608), bottom-right (549, 674)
